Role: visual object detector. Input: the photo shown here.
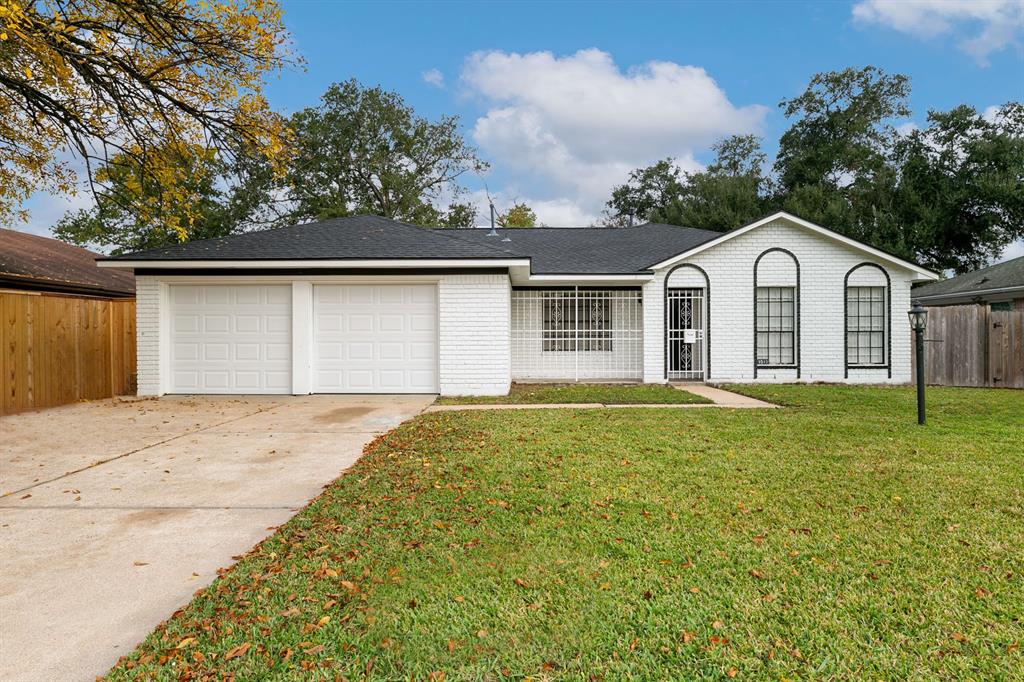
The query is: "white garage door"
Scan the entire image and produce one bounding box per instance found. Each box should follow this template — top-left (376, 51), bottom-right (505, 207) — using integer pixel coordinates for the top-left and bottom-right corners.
top-left (313, 284), bottom-right (438, 393)
top-left (169, 285), bottom-right (292, 394)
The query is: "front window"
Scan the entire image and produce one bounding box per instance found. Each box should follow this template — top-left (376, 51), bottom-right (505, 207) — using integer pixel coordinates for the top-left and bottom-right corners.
top-left (846, 286), bottom-right (886, 365)
top-left (542, 291), bottom-right (612, 352)
top-left (756, 287), bottom-right (795, 366)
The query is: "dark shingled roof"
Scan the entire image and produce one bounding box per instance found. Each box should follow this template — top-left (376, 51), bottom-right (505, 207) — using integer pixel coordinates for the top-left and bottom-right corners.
top-left (103, 215), bottom-right (723, 275)
top-left (0, 230), bottom-right (135, 297)
top-left (913, 256), bottom-right (1024, 302)
top-left (434, 223), bottom-right (723, 274)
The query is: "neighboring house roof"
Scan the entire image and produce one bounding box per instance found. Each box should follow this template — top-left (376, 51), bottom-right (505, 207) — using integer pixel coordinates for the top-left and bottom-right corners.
top-left (912, 255), bottom-right (1024, 304)
top-left (0, 229), bottom-right (135, 297)
top-left (97, 211), bottom-right (936, 281)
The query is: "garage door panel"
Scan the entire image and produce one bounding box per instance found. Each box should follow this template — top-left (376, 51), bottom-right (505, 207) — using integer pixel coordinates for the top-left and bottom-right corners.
top-left (313, 284), bottom-right (437, 393)
top-left (169, 285), bottom-right (292, 394)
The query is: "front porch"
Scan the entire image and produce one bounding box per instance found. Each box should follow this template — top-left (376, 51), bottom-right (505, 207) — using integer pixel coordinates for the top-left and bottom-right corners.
top-left (509, 285), bottom-right (707, 384)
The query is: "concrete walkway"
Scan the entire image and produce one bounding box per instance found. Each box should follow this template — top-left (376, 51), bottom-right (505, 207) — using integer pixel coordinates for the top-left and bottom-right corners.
top-left (0, 394), bottom-right (431, 682)
top-left (676, 383), bottom-right (779, 408)
top-left (425, 385), bottom-right (777, 411)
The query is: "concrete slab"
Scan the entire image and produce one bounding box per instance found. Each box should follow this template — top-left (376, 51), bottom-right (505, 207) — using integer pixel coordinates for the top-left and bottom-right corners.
top-left (676, 384), bottom-right (779, 408)
top-left (0, 394), bottom-right (430, 682)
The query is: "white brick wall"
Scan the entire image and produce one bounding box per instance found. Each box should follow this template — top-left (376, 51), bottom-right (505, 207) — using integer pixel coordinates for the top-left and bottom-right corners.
top-left (438, 274), bottom-right (511, 395)
top-left (135, 275), bottom-right (162, 396)
top-left (647, 219), bottom-right (918, 384)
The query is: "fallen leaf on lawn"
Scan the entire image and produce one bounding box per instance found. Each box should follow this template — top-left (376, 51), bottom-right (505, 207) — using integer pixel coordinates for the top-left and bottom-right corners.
top-left (689, 587), bottom-right (700, 594)
top-left (749, 569), bottom-right (764, 579)
top-left (727, 668), bottom-right (738, 678)
top-left (1008, 642), bottom-right (1019, 654)
top-left (317, 616), bottom-right (330, 627)
top-left (476, 629), bottom-right (487, 638)
top-left (712, 620), bottom-right (724, 630)
top-left (175, 637), bottom-right (195, 649)
top-left (447, 639), bottom-right (457, 652)
top-left (951, 633), bottom-right (968, 643)
top-left (642, 590), bottom-right (653, 600)
top-left (340, 580), bottom-right (357, 591)
top-left (323, 600), bottom-right (337, 609)
top-left (752, 535), bottom-right (766, 545)
top-left (224, 642), bottom-right (250, 660)
top-left (453, 595), bottom-right (465, 603)
top-left (191, 651), bottom-right (204, 663)
top-left (599, 582), bottom-right (611, 590)
top-left (513, 578), bottom-right (529, 588)
top-left (681, 630), bottom-right (694, 644)
top-left (975, 587), bottom-right (991, 598)
top-left (303, 644), bottom-right (324, 655)
top-left (279, 607), bottom-right (300, 617)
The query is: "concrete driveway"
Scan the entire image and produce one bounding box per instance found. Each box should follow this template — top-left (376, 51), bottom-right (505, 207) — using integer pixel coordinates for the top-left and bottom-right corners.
top-left (0, 394), bottom-right (431, 682)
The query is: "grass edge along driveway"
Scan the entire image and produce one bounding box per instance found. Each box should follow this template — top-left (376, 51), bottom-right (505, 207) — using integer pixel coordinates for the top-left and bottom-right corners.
top-left (106, 385), bottom-right (1023, 680)
top-left (434, 382), bottom-right (710, 405)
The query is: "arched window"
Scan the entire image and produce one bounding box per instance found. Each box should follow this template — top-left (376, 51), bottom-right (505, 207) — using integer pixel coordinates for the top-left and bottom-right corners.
top-left (753, 248), bottom-right (800, 377)
top-left (844, 263), bottom-right (891, 377)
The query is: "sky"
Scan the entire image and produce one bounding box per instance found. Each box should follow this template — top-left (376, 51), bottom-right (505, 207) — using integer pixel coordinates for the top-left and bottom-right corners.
top-left (17, 0), bottom-right (1024, 261)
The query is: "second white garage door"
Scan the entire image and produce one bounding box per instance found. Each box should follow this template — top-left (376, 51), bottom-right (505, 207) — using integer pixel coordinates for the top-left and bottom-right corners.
top-left (313, 284), bottom-right (438, 393)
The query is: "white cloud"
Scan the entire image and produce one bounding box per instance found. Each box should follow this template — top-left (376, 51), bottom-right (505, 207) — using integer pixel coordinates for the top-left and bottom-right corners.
top-left (460, 49), bottom-right (766, 219)
top-left (422, 68), bottom-right (445, 88)
top-left (460, 189), bottom-right (599, 228)
top-left (997, 238), bottom-right (1024, 263)
top-left (853, 0), bottom-right (1024, 63)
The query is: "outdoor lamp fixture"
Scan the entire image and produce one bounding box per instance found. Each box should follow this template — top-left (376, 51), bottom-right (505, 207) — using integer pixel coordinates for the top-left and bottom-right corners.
top-left (908, 301), bottom-right (928, 425)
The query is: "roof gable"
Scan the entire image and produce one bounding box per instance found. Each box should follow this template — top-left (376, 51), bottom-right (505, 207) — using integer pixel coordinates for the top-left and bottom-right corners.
top-left (648, 211), bottom-right (939, 281)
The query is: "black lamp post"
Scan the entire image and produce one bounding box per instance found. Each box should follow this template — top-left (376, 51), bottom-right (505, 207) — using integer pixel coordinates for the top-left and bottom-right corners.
top-left (908, 301), bottom-right (928, 425)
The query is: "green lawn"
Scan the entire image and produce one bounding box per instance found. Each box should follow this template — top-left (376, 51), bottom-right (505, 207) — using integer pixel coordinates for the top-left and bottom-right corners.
top-left (107, 386), bottom-right (1023, 680)
top-left (434, 382), bottom-right (710, 405)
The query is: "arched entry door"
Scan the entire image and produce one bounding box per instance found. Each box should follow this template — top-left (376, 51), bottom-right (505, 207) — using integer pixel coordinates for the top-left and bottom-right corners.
top-left (666, 287), bottom-right (706, 380)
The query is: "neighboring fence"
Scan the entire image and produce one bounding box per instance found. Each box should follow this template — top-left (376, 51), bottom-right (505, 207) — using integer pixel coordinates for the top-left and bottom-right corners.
top-left (1, 290), bottom-right (136, 415)
top-left (914, 303), bottom-right (1024, 388)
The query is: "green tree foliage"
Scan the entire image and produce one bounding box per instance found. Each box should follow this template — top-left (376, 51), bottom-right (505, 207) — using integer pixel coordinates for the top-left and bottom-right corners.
top-left (602, 159), bottom-right (684, 226)
top-left (497, 201), bottom-right (538, 228)
top-left (283, 79), bottom-right (486, 226)
top-left (606, 66), bottom-right (1023, 272)
top-left (654, 135), bottom-right (775, 231)
top-left (892, 103), bottom-right (1024, 272)
top-left (604, 136), bottom-right (773, 231)
top-left (54, 145), bottom-right (271, 254)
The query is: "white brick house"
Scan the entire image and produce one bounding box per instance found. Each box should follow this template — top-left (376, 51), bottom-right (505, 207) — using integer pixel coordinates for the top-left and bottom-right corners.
top-left (99, 212), bottom-right (937, 396)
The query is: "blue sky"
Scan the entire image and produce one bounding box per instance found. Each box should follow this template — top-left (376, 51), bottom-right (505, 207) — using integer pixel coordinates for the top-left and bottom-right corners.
top-left (20, 0), bottom-right (1024, 257)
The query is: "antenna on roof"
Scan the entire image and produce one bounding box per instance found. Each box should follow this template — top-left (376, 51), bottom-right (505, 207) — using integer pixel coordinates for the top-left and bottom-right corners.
top-left (487, 200), bottom-right (499, 237)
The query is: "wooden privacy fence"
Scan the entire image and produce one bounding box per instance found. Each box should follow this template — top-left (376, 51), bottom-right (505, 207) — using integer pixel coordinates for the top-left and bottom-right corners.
top-left (1, 290), bottom-right (136, 415)
top-left (914, 303), bottom-right (1024, 389)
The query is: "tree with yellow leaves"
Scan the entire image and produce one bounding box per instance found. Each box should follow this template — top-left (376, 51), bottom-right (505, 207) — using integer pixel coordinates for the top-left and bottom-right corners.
top-left (0, 0), bottom-right (296, 240)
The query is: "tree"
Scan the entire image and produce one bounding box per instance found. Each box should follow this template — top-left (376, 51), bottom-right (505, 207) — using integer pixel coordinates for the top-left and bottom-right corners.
top-left (438, 202), bottom-right (478, 228)
top-left (282, 79), bottom-right (486, 226)
top-left (892, 103), bottom-right (1024, 273)
top-left (603, 159), bottom-right (683, 225)
top-left (1, 0), bottom-right (294, 238)
top-left (53, 143), bottom-right (271, 254)
top-left (603, 136), bottom-right (773, 231)
top-left (497, 201), bottom-right (538, 228)
top-left (653, 135), bottom-right (775, 231)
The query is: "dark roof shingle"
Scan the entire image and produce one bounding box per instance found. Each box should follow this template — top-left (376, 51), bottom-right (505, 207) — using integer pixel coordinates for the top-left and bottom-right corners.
top-left (913, 256), bottom-right (1024, 302)
top-left (0, 230), bottom-right (135, 297)
top-left (103, 215), bottom-right (723, 275)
